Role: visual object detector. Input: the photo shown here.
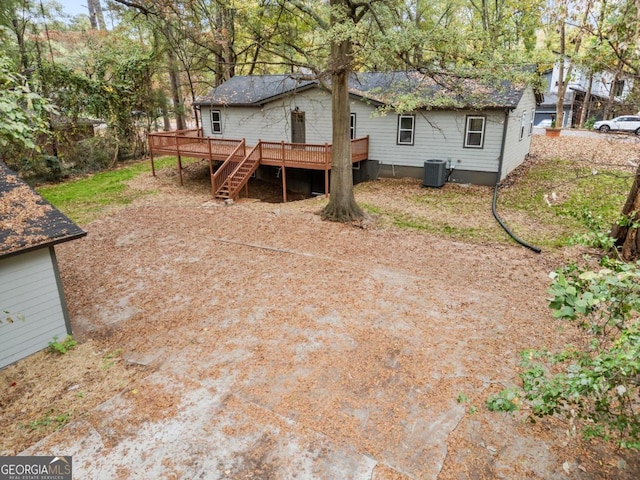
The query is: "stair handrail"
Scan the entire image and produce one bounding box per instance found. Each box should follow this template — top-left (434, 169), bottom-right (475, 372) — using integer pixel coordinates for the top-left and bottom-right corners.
top-left (212, 139), bottom-right (245, 195)
top-left (225, 143), bottom-right (262, 199)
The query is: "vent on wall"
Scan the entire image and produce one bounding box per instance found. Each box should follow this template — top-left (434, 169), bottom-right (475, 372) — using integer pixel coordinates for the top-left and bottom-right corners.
top-left (423, 159), bottom-right (448, 188)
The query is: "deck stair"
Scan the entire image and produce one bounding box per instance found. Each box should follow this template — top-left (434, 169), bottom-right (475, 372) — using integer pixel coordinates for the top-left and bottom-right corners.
top-left (213, 143), bottom-right (261, 200)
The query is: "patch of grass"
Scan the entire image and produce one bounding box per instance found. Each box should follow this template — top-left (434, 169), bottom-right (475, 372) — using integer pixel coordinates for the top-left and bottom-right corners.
top-left (102, 349), bottom-right (123, 370)
top-left (555, 172), bottom-right (630, 222)
top-left (499, 159), bottom-right (632, 247)
top-left (360, 156), bottom-right (632, 250)
top-left (413, 186), bottom-right (490, 216)
top-left (26, 411), bottom-right (72, 431)
top-left (378, 209), bottom-right (491, 241)
top-left (37, 156), bottom-right (176, 225)
top-left (48, 335), bottom-right (77, 355)
top-left (360, 203), bottom-right (383, 215)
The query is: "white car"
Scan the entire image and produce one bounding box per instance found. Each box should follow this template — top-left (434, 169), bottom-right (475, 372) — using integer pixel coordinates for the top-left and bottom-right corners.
top-left (593, 116), bottom-right (640, 135)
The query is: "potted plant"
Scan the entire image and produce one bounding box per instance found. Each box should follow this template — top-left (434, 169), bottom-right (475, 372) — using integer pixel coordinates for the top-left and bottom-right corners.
top-left (545, 119), bottom-right (560, 137)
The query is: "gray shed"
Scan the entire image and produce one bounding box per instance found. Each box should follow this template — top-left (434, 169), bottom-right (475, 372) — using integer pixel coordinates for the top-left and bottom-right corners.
top-left (0, 164), bottom-right (86, 369)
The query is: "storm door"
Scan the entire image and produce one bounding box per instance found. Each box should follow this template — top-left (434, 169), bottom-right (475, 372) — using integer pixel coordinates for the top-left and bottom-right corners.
top-left (291, 111), bottom-right (306, 143)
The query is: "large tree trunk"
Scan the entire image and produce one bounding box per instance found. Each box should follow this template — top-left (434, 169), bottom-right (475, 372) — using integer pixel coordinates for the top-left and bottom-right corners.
top-left (11, 15), bottom-right (29, 76)
top-left (167, 49), bottom-right (186, 131)
top-left (555, 21), bottom-right (567, 128)
top-left (578, 72), bottom-right (593, 128)
top-left (321, 0), bottom-right (364, 222)
top-left (213, 5), bottom-right (236, 85)
top-left (611, 163), bottom-right (640, 260)
top-left (88, 0), bottom-right (106, 30)
top-left (555, 0), bottom-right (592, 128)
top-left (605, 61), bottom-right (623, 119)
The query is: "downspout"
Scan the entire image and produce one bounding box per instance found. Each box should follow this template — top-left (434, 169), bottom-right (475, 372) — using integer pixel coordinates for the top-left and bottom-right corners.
top-left (493, 109), bottom-right (542, 254)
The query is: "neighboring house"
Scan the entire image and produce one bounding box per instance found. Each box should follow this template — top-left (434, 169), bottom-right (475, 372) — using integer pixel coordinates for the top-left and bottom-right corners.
top-left (535, 62), bottom-right (633, 127)
top-left (0, 164), bottom-right (86, 369)
top-left (194, 71), bottom-right (539, 188)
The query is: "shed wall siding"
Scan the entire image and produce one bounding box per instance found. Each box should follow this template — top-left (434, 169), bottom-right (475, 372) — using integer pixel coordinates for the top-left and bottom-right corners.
top-left (0, 247), bottom-right (70, 369)
top-left (501, 88), bottom-right (537, 179)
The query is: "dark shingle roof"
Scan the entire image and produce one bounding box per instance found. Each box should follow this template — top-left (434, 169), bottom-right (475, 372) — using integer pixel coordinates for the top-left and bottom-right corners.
top-left (194, 71), bottom-right (527, 110)
top-left (194, 75), bottom-right (318, 106)
top-left (0, 164), bottom-right (86, 258)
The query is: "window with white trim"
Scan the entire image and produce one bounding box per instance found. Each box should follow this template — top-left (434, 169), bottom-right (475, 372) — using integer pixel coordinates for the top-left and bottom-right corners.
top-left (529, 108), bottom-right (535, 136)
top-left (520, 111), bottom-right (527, 141)
top-left (464, 116), bottom-right (485, 148)
top-left (614, 80), bottom-right (625, 97)
top-left (350, 113), bottom-right (356, 140)
top-left (397, 114), bottom-right (415, 145)
top-left (211, 109), bottom-right (222, 134)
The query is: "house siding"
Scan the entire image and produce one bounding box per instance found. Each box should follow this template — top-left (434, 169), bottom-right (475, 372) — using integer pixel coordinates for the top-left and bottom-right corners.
top-left (351, 99), bottom-right (504, 174)
top-left (0, 247), bottom-right (71, 369)
top-left (201, 85), bottom-right (535, 184)
top-left (202, 89), bottom-right (333, 144)
top-left (501, 88), bottom-right (537, 179)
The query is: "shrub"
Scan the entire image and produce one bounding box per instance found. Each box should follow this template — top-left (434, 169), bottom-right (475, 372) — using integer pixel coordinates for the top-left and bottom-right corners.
top-left (62, 135), bottom-right (118, 173)
top-left (48, 335), bottom-right (78, 355)
top-left (492, 260), bottom-right (640, 449)
top-left (584, 116), bottom-right (597, 130)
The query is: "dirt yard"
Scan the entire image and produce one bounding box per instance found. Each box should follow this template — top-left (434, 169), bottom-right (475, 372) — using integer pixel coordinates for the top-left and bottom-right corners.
top-left (2, 134), bottom-right (640, 478)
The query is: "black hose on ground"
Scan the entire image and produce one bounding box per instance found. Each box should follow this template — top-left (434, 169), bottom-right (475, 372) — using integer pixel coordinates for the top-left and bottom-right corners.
top-left (492, 183), bottom-right (542, 254)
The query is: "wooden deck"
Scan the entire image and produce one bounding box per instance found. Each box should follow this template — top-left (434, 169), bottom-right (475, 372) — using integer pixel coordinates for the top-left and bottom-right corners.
top-left (148, 129), bottom-right (369, 201)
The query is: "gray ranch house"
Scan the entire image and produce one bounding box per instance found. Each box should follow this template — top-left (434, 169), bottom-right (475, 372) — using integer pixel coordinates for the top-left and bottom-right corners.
top-left (0, 164), bottom-right (85, 369)
top-left (192, 71), bottom-right (539, 190)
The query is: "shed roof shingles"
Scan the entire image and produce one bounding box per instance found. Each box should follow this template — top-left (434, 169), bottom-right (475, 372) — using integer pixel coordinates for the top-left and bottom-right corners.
top-left (0, 164), bottom-right (86, 258)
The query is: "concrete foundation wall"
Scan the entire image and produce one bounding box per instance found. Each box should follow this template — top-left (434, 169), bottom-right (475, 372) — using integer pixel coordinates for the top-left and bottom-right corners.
top-left (255, 160), bottom-right (379, 196)
top-left (377, 164), bottom-right (498, 186)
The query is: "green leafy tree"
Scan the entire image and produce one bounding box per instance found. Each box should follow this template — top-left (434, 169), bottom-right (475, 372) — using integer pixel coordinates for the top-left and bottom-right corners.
top-left (0, 52), bottom-right (55, 154)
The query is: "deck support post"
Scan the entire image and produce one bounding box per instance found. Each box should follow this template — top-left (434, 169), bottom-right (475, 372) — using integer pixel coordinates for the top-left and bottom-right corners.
top-left (150, 144), bottom-right (156, 177)
top-left (208, 137), bottom-right (215, 196)
top-left (281, 141), bottom-right (287, 203)
top-left (175, 132), bottom-right (184, 186)
top-left (324, 143), bottom-right (330, 198)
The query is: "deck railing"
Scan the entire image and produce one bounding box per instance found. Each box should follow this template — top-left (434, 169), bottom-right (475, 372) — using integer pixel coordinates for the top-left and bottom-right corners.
top-left (148, 129), bottom-right (369, 196)
top-left (351, 136), bottom-right (369, 161)
top-left (148, 128), bottom-right (202, 150)
top-left (260, 141), bottom-right (331, 167)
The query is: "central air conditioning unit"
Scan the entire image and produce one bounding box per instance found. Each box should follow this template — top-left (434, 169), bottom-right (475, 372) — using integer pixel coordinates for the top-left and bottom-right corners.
top-left (423, 159), bottom-right (448, 188)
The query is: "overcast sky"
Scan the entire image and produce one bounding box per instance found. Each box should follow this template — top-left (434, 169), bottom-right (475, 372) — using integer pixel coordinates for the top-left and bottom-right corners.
top-left (56, 0), bottom-right (89, 17)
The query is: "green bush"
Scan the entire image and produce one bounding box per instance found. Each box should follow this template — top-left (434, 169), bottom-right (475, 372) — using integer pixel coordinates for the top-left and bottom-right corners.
top-left (8, 153), bottom-right (64, 183)
top-left (63, 135), bottom-right (118, 173)
top-left (492, 259), bottom-right (640, 449)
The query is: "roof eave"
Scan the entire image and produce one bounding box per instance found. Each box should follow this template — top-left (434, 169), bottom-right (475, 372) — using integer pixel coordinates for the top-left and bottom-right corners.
top-left (194, 80), bottom-right (319, 108)
top-left (0, 231), bottom-right (87, 261)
